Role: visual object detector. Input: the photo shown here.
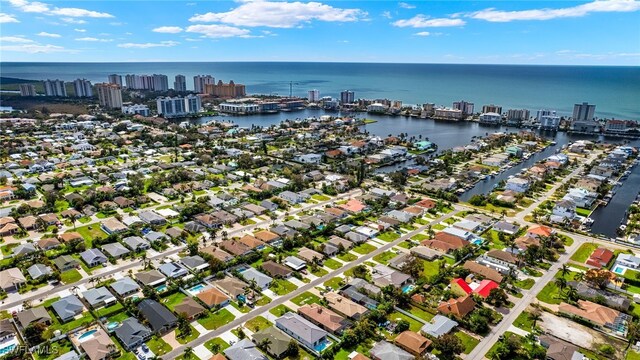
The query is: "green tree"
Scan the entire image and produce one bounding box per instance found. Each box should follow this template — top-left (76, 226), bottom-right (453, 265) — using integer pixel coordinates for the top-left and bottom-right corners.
top-left (433, 333), bottom-right (464, 360)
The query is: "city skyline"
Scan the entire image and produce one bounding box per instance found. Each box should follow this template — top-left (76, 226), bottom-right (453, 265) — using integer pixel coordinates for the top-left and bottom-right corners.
top-left (1, 0), bottom-right (639, 65)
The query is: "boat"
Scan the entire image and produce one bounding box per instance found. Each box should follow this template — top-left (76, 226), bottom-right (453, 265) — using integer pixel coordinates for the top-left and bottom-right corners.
top-left (620, 225), bottom-right (627, 232)
top-left (550, 141), bottom-right (557, 145)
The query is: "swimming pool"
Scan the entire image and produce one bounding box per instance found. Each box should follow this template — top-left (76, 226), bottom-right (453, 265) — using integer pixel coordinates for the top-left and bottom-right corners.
top-left (78, 329), bottom-right (98, 340)
top-left (0, 344), bottom-right (16, 355)
top-left (314, 339), bottom-right (331, 353)
top-left (107, 322), bottom-right (120, 330)
top-left (188, 283), bottom-right (206, 295)
top-left (472, 239), bottom-right (484, 246)
top-left (402, 284), bottom-right (416, 294)
top-left (155, 284), bottom-right (168, 293)
top-left (613, 266), bottom-right (626, 275)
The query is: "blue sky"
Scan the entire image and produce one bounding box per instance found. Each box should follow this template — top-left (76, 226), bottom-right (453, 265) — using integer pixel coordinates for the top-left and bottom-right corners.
top-left (1, 0), bottom-right (639, 64)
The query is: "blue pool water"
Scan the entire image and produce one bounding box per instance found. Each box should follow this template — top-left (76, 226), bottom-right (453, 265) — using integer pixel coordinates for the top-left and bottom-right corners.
top-left (472, 239), bottom-right (483, 246)
top-left (237, 294), bottom-right (246, 303)
top-left (402, 284), bottom-right (416, 294)
top-left (107, 322), bottom-right (119, 330)
top-left (314, 339), bottom-right (331, 352)
top-left (613, 266), bottom-right (626, 275)
top-left (155, 284), bottom-right (168, 292)
top-left (188, 284), bottom-right (206, 294)
top-left (0, 344), bottom-right (16, 354)
top-left (78, 329), bottom-right (98, 340)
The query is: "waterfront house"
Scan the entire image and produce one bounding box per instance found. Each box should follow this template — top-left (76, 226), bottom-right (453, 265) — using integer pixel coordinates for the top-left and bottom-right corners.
top-left (114, 318), bottom-right (152, 351)
top-left (586, 248), bottom-right (614, 268)
top-left (505, 177), bottom-right (530, 193)
top-left (275, 313), bottom-right (328, 354)
top-left (563, 188), bottom-right (598, 208)
top-left (558, 300), bottom-right (631, 337)
top-left (551, 199), bottom-right (577, 222)
top-left (137, 299), bottom-right (178, 334)
top-left (52, 295), bottom-right (85, 322)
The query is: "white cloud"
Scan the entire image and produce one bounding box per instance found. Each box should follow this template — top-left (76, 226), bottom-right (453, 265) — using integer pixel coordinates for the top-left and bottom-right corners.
top-left (470, 0), bottom-right (640, 22)
top-left (189, 0), bottom-right (366, 28)
top-left (74, 28), bottom-right (86, 32)
top-left (75, 37), bottom-right (112, 42)
top-left (392, 15), bottom-right (466, 27)
top-left (398, 2), bottom-right (415, 9)
top-left (37, 31), bottom-right (61, 37)
top-left (9, 0), bottom-right (114, 18)
top-left (0, 43), bottom-right (70, 53)
top-left (153, 26), bottom-right (183, 33)
top-left (186, 24), bottom-right (252, 38)
top-left (414, 31), bottom-right (430, 36)
top-left (382, 11), bottom-right (392, 19)
top-left (0, 36), bottom-right (34, 43)
top-left (0, 13), bottom-right (20, 23)
top-left (117, 41), bottom-right (180, 49)
top-left (61, 18), bottom-right (86, 24)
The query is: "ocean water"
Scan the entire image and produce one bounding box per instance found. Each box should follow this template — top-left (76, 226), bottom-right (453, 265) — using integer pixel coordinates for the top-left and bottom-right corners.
top-left (1, 62), bottom-right (639, 119)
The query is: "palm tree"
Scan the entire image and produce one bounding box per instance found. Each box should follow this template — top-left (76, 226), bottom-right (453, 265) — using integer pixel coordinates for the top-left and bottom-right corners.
top-left (573, 272), bottom-right (585, 282)
top-left (555, 278), bottom-right (567, 292)
top-left (183, 347), bottom-right (194, 360)
top-left (565, 286), bottom-right (579, 302)
top-left (528, 309), bottom-right (542, 330)
top-left (560, 264), bottom-right (570, 278)
top-left (626, 320), bottom-right (640, 350)
top-left (258, 338), bottom-right (272, 353)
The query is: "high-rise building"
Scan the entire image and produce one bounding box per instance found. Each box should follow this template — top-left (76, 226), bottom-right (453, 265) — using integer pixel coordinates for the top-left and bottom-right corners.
top-left (122, 104), bottom-right (150, 117)
top-left (156, 96), bottom-right (200, 117)
top-left (194, 75), bottom-right (214, 93)
top-left (453, 100), bottom-right (474, 115)
top-left (340, 90), bottom-right (354, 104)
top-left (152, 74), bottom-right (169, 92)
top-left (573, 102), bottom-right (596, 121)
top-left (482, 104), bottom-right (502, 114)
top-left (507, 109), bottom-right (530, 122)
top-left (204, 80), bottom-right (246, 98)
top-left (308, 89), bottom-right (320, 102)
top-left (108, 74), bottom-right (122, 87)
top-left (536, 109), bottom-right (555, 120)
top-left (73, 78), bottom-right (93, 97)
top-left (125, 74), bottom-right (141, 89)
top-left (174, 75), bottom-right (187, 92)
top-left (19, 84), bottom-right (37, 97)
top-left (43, 79), bottom-right (67, 97)
top-left (95, 83), bottom-right (123, 109)
top-left (140, 75), bottom-right (154, 90)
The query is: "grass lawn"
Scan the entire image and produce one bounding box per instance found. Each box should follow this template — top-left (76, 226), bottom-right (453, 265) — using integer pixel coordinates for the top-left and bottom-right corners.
top-left (411, 233), bottom-right (428, 241)
top-left (312, 194), bottom-right (330, 201)
top-left (108, 311), bottom-right (130, 324)
top-left (309, 266), bottom-right (328, 277)
top-left (244, 315), bottom-right (272, 332)
top-left (256, 295), bottom-right (272, 306)
top-left (397, 241), bottom-right (412, 249)
top-left (513, 310), bottom-right (537, 331)
top-left (422, 260), bottom-right (441, 278)
top-left (230, 301), bottom-right (251, 313)
top-left (161, 292), bottom-right (187, 311)
top-left (269, 279), bottom-right (297, 295)
top-left (388, 312), bottom-right (423, 332)
top-left (60, 269), bottom-right (82, 284)
top-left (627, 351), bottom-right (640, 360)
top-left (373, 251), bottom-right (398, 264)
top-left (146, 336), bottom-right (172, 356)
top-left (96, 302), bottom-right (124, 317)
top-left (407, 305), bottom-right (435, 322)
top-left (338, 252), bottom-right (357, 262)
top-left (291, 291), bottom-right (321, 306)
top-left (73, 224), bottom-right (106, 247)
top-left (324, 258), bottom-right (343, 270)
top-left (455, 331), bottom-right (480, 354)
top-left (433, 224), bottom-right (446, 230)
top-left (576, 207), bottom-right (591, 217)
top-left (197, 308), bottom-right (235, 330)
top-left (0, 243), bottom-right (18, 256)
top-left (353, 243), bottom-right (376, 255)
top-left (46, 312), bottom-right (95, 338)
top-left (204, 337), bottom-right (229, 354)
top-left (536, 270), bottom-right (579, 304)
top-left (377, 231), bottom-right (400, 242)
top-left (558, 234), bottom-right (574, 246)
top-left (324, 277), bottom-right (344, 290)
top-left (270, 304), bottom-right (292, 317)
top-left (34, 339), bottom-right (73, 360)
top-left (176, 325), bottom-right (199, 344)
top-left (570, 243), bottom-right (599, 263)
top-left (514, 278), bottom-right (535, 290)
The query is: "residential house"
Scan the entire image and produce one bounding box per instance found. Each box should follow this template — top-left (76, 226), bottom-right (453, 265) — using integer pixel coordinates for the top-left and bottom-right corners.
top-left (492, 221), bottom-right (520, 235)
top-left (75, 327), bottom-right (118, 360)
top-left (38, 237), bottom-right (62, 250)
top-left (586, 248), bottom-right (614, 268)
top-left (254, 230), bottom-right (280, 244)
top-left (214, 277), bottom-right (248, 299)
top-left (197, 287), bottom-right (231, 308)
top-left (200, 246), bottom-right (233, 263)
top-left (52, 295), bottom-right (85, 322)
top-left (420, 315), bottom-right (458, 338)
top-left (180, 255), bottom-right (209, 272)
top-left (220, 240), bottom-right (252, 256)
top-left (173, 297), bottom-right (206, 320)
top-left (27, 263), bottom-right (53, 281)
top-left (16, 307), bottom-right (51, 328)
top-left (370, 341), bottom-right (413, 360)
top-left (551, 199), bottom-right (577, 223)
top-left (110, 277), bottom-right (141, 298)
top-left (538, 335), bottom-right (586, 360)
top-left (0, 268), bottom-right (27, 292)
top-left (371, 264), bottom-right (412, 289)
top-left (100, 218), bottom-right (128, 235)
top-left (53, 255), bottom-right (79, 272)
top-left (80, 249), bottom-right (108, 267)
top-left (224, 338), bottom-right (268, 360)
top-left (261, 261), bottom-right (292, 278)
top-left (101, 242), bottom-right (130, 259)
top-left (567, 281), bottom-right (630, 311)
top-left (278, 191), bottom-right (306, 204)
top-left (158, 262), bottom-right (188, 279)
top-left (283, 256), bottom-right (307, 271)
top-left (325, 292), bottom-right (369, 320)
top-left (437, 295), bottom-right (476, 319)
top-left (114, 317), bottom-right (152, 351)
top-left (298, 247), bottom-right (324, 263)
top-left (134, 269), bottom-right (166, 287)
top-left (122, 236), bottom-right (150, 251)
top-left (394, 330), bottom-right (431, 357)
top-left (462, 261), bottom-right (504, 283)
top-left (478, 249), bottom-right (519, 274)
top-left (275, 313), bottom-right (328, 354)
top-left (238, 267), bottom-right (272, 289)
top-left (298, 303), bottom-right (350, 334)
top-left (558, 300), bottom-right (631, 337)
top-left (251, 326), bottom-right (291, 359)
top-left (138, 210), bottom-right (167, 225)
top-left (137, 299), bottom-right (178, 334)
top-left (505, 177), bottom-right (530, 193)
top-left (82, 287), bottom-right (116, 309)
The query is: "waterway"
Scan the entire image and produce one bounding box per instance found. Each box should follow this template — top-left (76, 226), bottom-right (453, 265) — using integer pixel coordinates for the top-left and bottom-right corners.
top-left (590, 161), bottom-right (640, 238)
top-left (194, 109), bottom-right (640, 238)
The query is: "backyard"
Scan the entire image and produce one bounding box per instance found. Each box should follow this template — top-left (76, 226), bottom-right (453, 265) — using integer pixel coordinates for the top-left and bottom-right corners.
top-left (197, 308), bottom-right (235, 330)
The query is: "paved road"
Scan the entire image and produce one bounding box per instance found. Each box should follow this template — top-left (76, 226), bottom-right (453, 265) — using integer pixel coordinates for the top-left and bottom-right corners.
top-left (0, 189), bottom-right (361, 311)
top-left (163, 210), bottom-right (459, 359)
